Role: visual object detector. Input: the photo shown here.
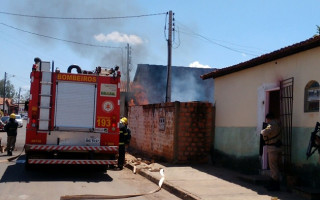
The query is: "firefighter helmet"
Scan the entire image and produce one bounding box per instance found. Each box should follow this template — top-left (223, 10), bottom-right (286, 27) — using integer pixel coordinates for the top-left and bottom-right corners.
top-left (10, 113), bottom-right (16, 119)
top-left (121, 117), bottom-right (128, 125)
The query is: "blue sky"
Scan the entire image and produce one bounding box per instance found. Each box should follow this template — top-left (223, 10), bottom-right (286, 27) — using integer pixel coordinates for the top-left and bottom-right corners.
top-left (1, 0), bottom-right (320, 95)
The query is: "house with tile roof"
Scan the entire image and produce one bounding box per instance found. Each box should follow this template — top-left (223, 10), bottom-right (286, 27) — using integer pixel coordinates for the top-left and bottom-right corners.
top-left (201, 35), bottom-right (320, 189)
top-left (0, 98), bottom-right (18, 116)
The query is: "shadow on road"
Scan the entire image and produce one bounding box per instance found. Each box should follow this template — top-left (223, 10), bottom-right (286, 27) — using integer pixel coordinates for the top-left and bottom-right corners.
top-left (0, 155), bottom-right (113, 183)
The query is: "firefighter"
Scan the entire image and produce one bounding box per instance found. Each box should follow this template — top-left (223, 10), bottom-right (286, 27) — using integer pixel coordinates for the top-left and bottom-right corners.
top-left (4, 113), bottom-right (18, 156)
top-left (118, 117), bottom-right (130, 169)
top-left (261, 113), bottom-right (282, 191)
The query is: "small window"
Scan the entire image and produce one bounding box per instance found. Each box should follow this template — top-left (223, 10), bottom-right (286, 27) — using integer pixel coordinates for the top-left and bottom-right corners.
top-left (305, 80), bottom-right (320, 112)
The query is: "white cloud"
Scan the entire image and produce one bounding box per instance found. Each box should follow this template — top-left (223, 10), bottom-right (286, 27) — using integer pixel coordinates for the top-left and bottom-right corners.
top-left (189, 61), bottom-right (211, 68)
top-left (94, 31), bottom-right (143, 45)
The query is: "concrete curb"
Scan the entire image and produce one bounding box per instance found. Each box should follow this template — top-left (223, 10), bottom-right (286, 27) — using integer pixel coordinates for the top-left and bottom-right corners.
top-left (125, 163), bottom-right (199, 200)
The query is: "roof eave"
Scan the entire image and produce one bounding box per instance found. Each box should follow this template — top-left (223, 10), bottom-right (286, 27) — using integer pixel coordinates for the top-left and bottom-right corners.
top-left (201, 36), bottom-right (320, 80)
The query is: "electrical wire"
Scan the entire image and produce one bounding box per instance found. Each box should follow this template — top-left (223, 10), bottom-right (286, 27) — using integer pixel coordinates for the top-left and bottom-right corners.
top-left (0, 30), bottom-right (76, 71)
top-left (172, 26), bottom-right (181, 49)
top-left (0, 22), bottom-right (122, 49)
top-left (179, 29), bottom-right (259, 57)
top-left (0, 11), bottom-right (167, 20)
top-left (176, 21), bottom-right (267, 56)
top-left (164, 12), bottom-right (168, 41)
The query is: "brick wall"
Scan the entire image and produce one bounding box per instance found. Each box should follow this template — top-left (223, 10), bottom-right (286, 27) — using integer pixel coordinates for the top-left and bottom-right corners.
top-left (128, 101), bottom-right (214, 164)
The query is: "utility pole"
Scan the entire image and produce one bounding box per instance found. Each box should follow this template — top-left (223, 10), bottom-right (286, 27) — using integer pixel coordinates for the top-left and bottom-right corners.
top-left (165, 10), bottom-right (173, 102)
top-left (2, 72), bottom-right (6, 114)
top-left (18, 87), bottom-right (21, 114)
top-left (126, 43), bottom-right (131, 92)
top-left (125, 43), bottom-right (131, 117)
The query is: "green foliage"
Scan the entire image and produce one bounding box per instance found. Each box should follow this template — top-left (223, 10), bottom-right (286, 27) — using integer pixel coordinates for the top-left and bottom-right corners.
top-left (0, 79), bottom-right (16, 98)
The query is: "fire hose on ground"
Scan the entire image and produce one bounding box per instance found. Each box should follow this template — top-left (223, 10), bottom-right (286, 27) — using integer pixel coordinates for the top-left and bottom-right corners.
top-left (0, 145), bottom-right (25, 163)
top-left (0, 146), bottom-right (166, 199)
top-left (60, 169), bottom-right (165, 200)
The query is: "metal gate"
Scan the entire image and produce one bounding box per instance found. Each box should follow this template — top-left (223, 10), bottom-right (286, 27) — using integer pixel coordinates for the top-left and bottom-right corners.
top-left (280, 77), bottom-right (294, 173)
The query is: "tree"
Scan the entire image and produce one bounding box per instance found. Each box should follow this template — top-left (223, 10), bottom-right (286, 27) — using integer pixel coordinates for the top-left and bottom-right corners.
top-left (12, 89), bottom-right (30, 104)
top-left (314, 25), bottom-right (320, 37)
top-left (21, 90), bottom-right (30, 101)
top-left (0, 79), bottom-right (16, 98)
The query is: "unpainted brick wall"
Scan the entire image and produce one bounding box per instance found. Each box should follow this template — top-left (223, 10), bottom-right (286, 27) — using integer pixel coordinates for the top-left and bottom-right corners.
top-left (128, 101), bottom-right (214, 164)
top-left (175, 102), bottom-right (214, 163)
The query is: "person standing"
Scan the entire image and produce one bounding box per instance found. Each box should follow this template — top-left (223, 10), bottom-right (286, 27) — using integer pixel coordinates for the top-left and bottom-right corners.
top-left (261, 113), bottom-right (282, 191)
top-left (4, 113), bottom-right (18, 156)
top-left (118, 117), bottom-right (129, 169)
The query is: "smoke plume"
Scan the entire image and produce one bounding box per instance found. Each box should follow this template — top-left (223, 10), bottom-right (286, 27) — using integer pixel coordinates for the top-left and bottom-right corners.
top-left (7, 0), bottom-right (150, 77)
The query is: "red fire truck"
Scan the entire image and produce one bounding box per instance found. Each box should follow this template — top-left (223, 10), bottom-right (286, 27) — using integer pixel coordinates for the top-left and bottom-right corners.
top-left (25, 58), bottom-right (120, 168)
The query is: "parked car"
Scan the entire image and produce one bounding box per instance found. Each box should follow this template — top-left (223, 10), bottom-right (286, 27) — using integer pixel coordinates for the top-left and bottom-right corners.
top-left (15, 115), bottom-right (23, 128)
top-left (23, 114), bottom-right (28, 120)
top-left (0, 115), bottom-right (23, 128)
top-left (1, 116), bottom-right (9, 124)
top-left (0, 116), bottom-right (9, 131)
top-left (0, 119), bottom-right (5, 131)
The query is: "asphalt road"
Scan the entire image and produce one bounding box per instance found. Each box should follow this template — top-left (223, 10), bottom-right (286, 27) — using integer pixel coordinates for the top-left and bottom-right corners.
top-left (0, 120), bottom-right (180, 200)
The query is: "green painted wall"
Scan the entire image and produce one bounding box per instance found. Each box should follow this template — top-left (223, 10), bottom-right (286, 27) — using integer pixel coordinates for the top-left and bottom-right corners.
top-left (213, 127), bottom-right (260, 174)
top-left (214, 126), bottom-right (320, 165)
top-left (214, 126), bottom-right (320, 186)
top-left (214, 127), bottom-right (260, 157)
top-left (292, 127), bottom-right (319, 165)
top-left (291, 127), bottom-right (320, 187)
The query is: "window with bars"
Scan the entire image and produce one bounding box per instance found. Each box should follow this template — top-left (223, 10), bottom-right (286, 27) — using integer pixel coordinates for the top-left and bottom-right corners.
top-left (304, 80), bottom-right (320, 112)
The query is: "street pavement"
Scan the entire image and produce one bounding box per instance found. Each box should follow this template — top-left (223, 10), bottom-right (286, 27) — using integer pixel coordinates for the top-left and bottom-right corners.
top-left (125, 153), bottom-right (307, 200)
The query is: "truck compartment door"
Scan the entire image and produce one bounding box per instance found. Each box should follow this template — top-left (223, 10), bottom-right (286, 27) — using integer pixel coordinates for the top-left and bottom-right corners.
top-left (55, 82), bottom-right (96, 130)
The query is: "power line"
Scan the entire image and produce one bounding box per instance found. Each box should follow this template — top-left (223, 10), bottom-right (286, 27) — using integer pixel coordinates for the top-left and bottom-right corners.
top-left (163, 12), bottom-right (168, 40)
top-left (0, 30), bottom-right (76, 70)
top-left (0, 11), bottom-right (166, 20)
top-left (172, 26), bottom-right (181, 49)
top-left (11, 76), bottom-right (30, 85)
top-left (0, 22), bottom-right (122, 49)
top-left (179, 29), bottom-right (259, 56)
top-left (176, 21), bottom-right (267, 56)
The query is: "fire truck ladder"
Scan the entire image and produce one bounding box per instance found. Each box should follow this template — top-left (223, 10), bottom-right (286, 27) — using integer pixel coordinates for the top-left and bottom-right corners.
top-left (38, 70), bottom-right (52, 131)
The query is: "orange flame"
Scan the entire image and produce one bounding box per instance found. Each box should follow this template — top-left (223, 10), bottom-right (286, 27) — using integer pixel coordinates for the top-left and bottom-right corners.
top-left (128, 99), bottom-right (135, 106)
top-left (129, 83), bottom-right (149, 106)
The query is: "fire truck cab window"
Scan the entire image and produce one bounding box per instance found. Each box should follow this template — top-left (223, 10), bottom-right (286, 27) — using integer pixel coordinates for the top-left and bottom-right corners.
top-left (305, 80), bottom-right (320, 112)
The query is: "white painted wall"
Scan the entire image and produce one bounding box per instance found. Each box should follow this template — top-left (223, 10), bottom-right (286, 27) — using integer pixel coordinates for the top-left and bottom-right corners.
top-left (214, 47), bottom-right (320, 129)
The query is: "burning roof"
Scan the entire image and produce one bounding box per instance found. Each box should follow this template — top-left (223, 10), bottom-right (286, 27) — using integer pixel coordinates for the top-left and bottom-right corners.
top-left (130, 64), bottom-right (215, 105)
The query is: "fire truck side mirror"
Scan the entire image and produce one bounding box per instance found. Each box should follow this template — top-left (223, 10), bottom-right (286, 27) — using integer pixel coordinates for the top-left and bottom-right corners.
top-left (24, 101), bottom-right (29, 111)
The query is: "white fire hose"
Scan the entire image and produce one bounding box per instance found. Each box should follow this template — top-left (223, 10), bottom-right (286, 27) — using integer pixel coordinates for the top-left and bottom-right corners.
top-left (0, 148), bottom-right (166, 200)
top-left (60, 169), bottom-right (165, 200)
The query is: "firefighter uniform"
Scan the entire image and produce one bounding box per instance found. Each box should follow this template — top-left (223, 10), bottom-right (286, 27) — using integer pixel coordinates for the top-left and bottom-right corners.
top-left (118, 117), bottom-right (130, 169)
top-left (261, 114), bottom-right (282, 191)
top-left (4, 113), bottom-right (18, 156)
